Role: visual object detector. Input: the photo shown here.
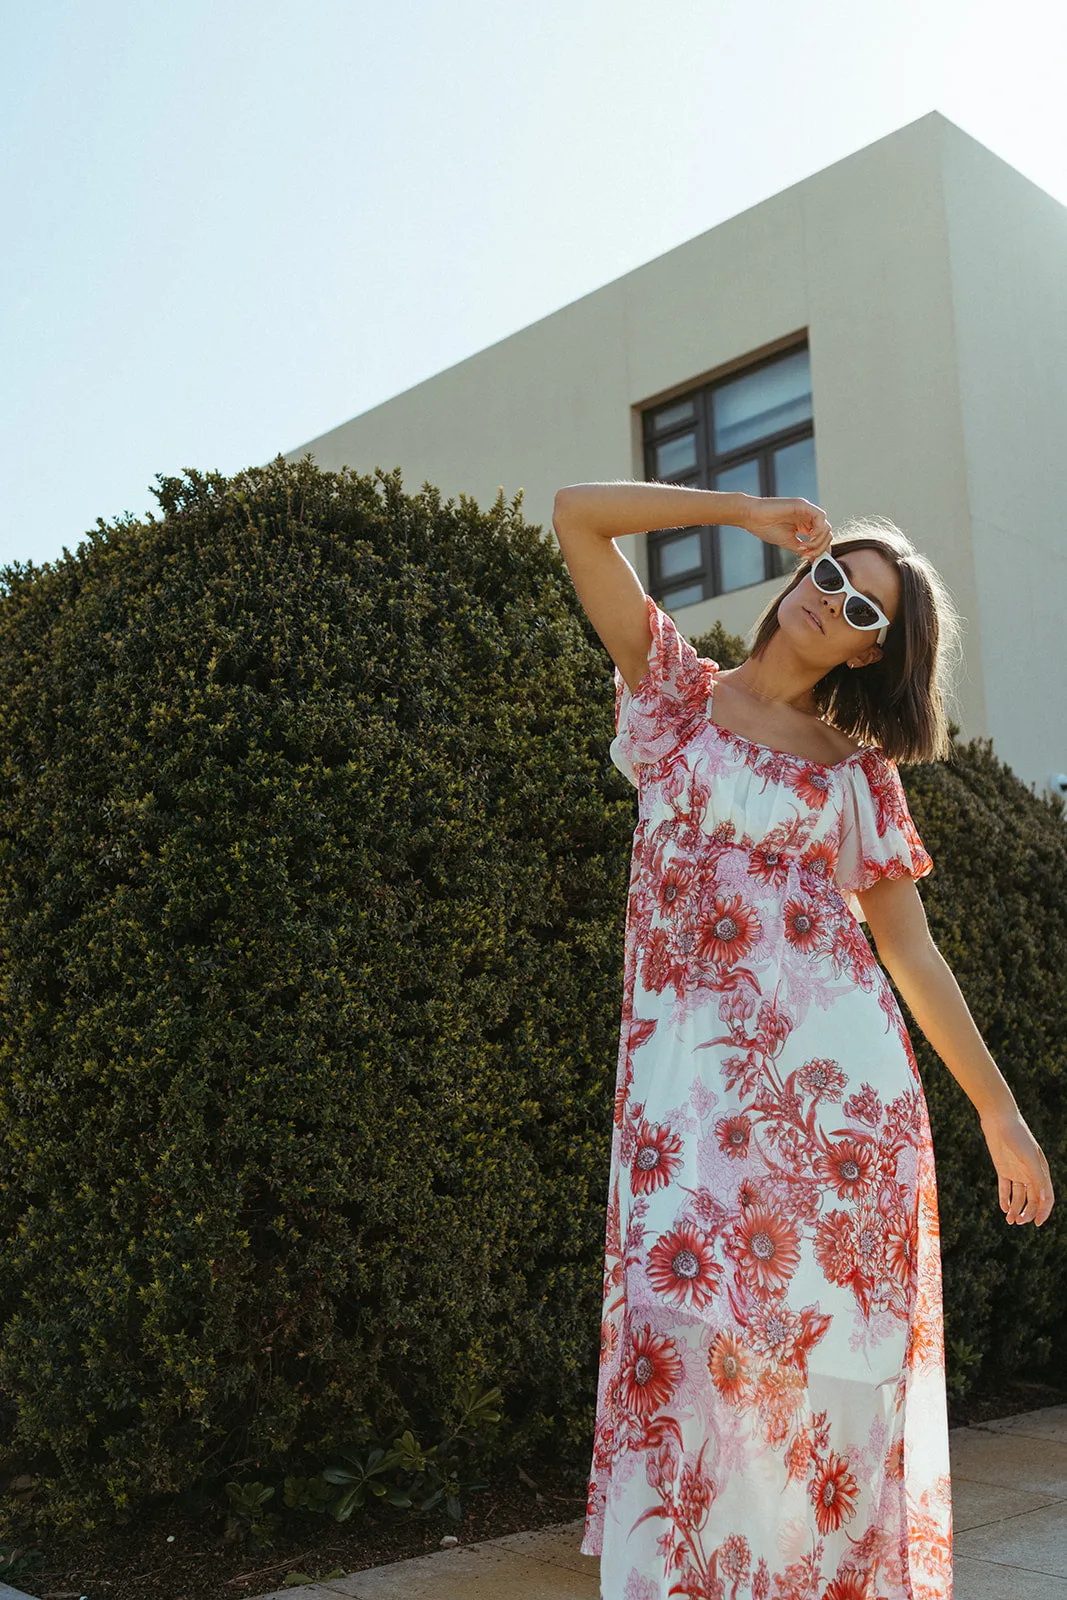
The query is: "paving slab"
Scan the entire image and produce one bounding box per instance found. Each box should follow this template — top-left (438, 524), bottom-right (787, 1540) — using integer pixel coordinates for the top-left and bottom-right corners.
top-left (256, 1526), bottom-right (599, 1600)
top-left (951, 1474), bottom-right (1064, 1532)
top-left (953, 1552), bottom-right (1067, 1600)
top-left (481, 1522), bottom-right (595, 1575)
top-left (976, 1404), bottom-right (1067, 1444)
top-left (949, 1426), bottom-right (1067, 1498)
top-left (955, 1500), bottom-right (1067, 1580)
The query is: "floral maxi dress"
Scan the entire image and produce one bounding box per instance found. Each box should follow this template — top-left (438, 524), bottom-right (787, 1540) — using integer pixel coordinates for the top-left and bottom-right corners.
top-left (581, 595), bottom-right (952, 1600)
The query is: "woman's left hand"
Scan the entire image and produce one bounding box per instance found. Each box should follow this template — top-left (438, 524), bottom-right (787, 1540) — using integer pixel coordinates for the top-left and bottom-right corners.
top-left (742, 496), bottom-right (835, 563)
top-left (979, 1106), bottom-right (1055, 1227)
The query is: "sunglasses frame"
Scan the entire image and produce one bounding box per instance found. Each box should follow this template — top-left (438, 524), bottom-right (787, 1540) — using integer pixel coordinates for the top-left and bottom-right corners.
top-left (808, 553), bottom-right (890, 646)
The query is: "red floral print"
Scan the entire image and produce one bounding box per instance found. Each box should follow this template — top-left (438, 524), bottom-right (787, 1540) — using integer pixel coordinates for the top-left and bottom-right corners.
top-left (630, 1118), bottom-right (684, 1194)
top-left (708, 1328), bottom-right (751, 1402)
top-left (814, 1137), bottom-right (877, 1200)
top-left (584, 594), bottom-right (951, 1600)
top-left (698, 892), bottom-right (763, 965)
top-left (811, 1450), bottom-right (861, 1534)
top-left (729, 1206), bottom-right (802, 1297)
top-left (619, 1323), bottom-right (685, 1416)
top-left (647, 1221), bottom-right (723, 1310)
top-left (715, 1112), bottom-right (753, 1159)
top-left (783, 895), bottom-right (826, 951)
top-left (799, 1057), bottom-right (848, 1101)
top-left (823, 1568), bottom-right (874, 1599)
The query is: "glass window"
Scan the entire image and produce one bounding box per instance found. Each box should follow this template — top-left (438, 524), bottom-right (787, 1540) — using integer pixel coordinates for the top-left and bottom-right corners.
top-left (715, 459), bottom-right (764, 592)
top-left (712, 348), bottom-right (812, 457)
top-left (773, 435), bottom-right (817, 504)
top-left (642, 340), bottom-right (817, 607)
top-left (659, 531), bottom-right (702, 579)
top-left (661, 581), bottom-right (705, 610)
top-left (652, 398), bottom-right (696, 431)
top-left (654, 431), bottom-right (698, 479)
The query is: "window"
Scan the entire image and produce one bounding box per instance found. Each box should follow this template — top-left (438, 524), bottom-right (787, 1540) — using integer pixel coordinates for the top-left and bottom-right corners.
top-left (641, 342), bottom-right (818, 609)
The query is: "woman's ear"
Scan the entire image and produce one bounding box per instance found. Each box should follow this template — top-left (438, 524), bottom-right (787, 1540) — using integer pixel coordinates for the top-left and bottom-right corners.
top-left (848, 646), bottom-right (883, 669)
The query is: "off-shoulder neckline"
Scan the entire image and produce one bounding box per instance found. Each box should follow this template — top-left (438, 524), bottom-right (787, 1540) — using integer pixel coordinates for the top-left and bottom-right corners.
top-left (707, 670), bottom-right (875, 773)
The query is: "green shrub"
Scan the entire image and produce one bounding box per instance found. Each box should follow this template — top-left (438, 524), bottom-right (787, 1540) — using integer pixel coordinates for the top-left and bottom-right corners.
top-left (0, 454), bottom-right (1062, 1538)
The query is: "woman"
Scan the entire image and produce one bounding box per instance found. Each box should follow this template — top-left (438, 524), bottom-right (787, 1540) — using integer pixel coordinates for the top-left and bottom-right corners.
top-left (552, 480), bottom-right (1054, 1600)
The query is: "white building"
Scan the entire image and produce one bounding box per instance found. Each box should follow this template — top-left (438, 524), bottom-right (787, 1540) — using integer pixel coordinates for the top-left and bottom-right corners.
top-left (282, 111), bottom-right (1067, 796)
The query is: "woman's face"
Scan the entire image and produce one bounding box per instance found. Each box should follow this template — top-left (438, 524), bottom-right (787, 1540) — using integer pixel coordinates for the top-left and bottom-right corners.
top-left (780, 549), bottom-right (901, 669)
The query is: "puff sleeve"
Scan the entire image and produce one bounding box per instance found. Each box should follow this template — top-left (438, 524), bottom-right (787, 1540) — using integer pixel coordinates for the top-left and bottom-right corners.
top-left (835, 748), bottom-right (934, 921)
top-left (609, 592), bottom-right (718, 789)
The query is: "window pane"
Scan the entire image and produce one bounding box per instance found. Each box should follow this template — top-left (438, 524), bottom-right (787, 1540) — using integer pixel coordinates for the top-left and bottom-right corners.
top-left (661, 581), bottom-right (705, 610)
top-left (719, 526), bottom-right (766, 592)
top-left (773, 435), bottom-right (818, 504)
top-left (655, 431), bottom-right (698, 478)
top-left (659, 531), bottom-right (702, 579)
top-left (652, 398), bottom-right (696, 431)
top-left (712, 348), bottom-right (812, 456)
top-left (715, 458), bottom-right (765, 592)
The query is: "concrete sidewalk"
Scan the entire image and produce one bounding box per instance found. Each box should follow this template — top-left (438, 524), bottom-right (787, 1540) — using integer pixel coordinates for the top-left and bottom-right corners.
top-left (247, 1404), bottom-right (1067, 1600)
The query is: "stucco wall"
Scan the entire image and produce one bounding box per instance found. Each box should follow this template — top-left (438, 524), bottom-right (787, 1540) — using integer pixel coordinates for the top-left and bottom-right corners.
top-left (940, 120), bottom-right (1067, 790)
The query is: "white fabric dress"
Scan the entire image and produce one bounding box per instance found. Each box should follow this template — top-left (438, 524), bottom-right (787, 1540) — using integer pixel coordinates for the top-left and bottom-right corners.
top-left (580, 594), bottom-right (953, 1600)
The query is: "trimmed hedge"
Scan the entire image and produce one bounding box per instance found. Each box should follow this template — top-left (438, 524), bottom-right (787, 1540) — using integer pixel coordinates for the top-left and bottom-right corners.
top-left (0, 454), bottom-right (1062, 1538)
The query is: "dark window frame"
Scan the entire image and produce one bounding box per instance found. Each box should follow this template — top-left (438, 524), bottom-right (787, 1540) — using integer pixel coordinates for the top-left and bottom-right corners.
top-left (641, 340), bottom-right (816, 607)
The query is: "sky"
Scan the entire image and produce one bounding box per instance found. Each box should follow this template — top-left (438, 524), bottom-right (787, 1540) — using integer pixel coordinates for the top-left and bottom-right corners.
top-left (3, 0), bottom-right (1067, 572)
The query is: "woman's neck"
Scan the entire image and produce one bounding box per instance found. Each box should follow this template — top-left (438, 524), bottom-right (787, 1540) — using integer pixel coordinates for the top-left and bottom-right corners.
top-left (725, 641), bottom-right (824, 716)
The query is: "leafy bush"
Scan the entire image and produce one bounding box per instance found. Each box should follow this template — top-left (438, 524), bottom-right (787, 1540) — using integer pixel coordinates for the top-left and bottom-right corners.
top-left (0, 454), bottom-right (1062, 1539)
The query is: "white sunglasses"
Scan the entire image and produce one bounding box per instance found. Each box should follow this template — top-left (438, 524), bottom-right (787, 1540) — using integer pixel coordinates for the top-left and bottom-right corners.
top-left (809, 554), bottom-right (890, 646)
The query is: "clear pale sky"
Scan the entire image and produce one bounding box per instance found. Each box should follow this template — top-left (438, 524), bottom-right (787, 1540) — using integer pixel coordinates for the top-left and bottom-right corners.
top-left (3, 0), bottom-right (1066, 571)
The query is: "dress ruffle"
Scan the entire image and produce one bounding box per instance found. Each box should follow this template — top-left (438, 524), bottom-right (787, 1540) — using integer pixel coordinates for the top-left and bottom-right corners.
top-left (610, 593), bottom-right (718, 788)
top-left (835, 750), bottom-right (934, 922)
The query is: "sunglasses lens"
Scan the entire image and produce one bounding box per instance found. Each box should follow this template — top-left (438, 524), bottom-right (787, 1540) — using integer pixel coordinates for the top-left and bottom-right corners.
top-left (845, 596), bottom-right (880, 629)
top-left (812, 558), bottom-right (843, 591)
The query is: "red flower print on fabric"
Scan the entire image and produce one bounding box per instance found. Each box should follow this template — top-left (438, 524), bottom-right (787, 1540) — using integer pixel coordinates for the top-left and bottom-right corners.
top-left (707, 1329), bottom-right (752, 1403)
top-left (885, 1208), bottom-right (917, 1288)
top-left (799, 1057), bottom-right (848, 1101)
top-left (823, 1569), bottom-right (874, 1600)
top-left (792, 765), bottom-right (836, 810)
top-left (698, 893), bottom-right (762, 965)
top-left (843, 1081), bottom-right (883, 1124)
top-left (647, 1221), bottom-right (723, 1310)
top-left (630, 1119), bottom-right (684, 1194)
top-left (619, 1323), bottom-right (684, 1416)
top-left (729, 1207), bottom-right (802, 1298)
top-left (800, 835), bottom-right (837, 881)
top-left (715, 1112), bottom-right (753, 1159)
top-left (655, 860), bottom-right (696, 916)
top-left (718, 1531), bottom-right (751, 1583)
top-left (814, 1138), bottom-right (877, 1200)
top-left (810, 1449), bottom-right (861, 1534)
top-left (748, 839), bottom-right (792, 888)
top-left (783, 895), bottom-right (826, 952)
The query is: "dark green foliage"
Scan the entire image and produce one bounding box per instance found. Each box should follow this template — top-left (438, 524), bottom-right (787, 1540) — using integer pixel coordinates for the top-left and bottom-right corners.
top-left (0, 455), bottom-right (1062, 1537)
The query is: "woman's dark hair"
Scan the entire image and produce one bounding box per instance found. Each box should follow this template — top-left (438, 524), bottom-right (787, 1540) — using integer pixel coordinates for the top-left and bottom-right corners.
top-left (747, 516), bottom-right (964, 764)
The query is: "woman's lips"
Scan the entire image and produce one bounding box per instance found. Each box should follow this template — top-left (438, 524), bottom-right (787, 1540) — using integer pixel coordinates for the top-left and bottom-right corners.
top-left (803, 605), bottom-right (824, 633)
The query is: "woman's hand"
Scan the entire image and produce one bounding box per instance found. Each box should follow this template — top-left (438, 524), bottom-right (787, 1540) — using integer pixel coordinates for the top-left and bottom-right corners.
top-left (979, 1106), bottom-right (1055, 1227)
top-left (743, 496), bottom-right (834, 563)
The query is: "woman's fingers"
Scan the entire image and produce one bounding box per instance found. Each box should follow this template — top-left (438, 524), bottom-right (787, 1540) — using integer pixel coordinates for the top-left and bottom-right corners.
top-left (999, 1170), bottom-right (1054, 1227)
top-left (792, 502), bottom-right (833, 559)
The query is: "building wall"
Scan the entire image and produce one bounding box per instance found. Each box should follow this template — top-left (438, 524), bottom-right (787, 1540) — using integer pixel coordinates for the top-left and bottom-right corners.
top-left (282, 112), bottom-right (1067, 789)
top-left (940, 119), bottom-right (1067, 790)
